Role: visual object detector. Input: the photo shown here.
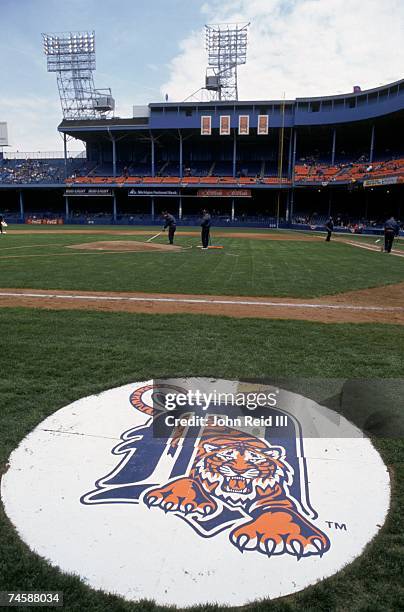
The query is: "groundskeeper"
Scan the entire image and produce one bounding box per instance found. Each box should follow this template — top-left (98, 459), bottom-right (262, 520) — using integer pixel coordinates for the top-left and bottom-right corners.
top-left (325, 216), bottom-right (334, 242)
top-left (162, 211), bottom-right (177, 245)
top-left (201, 209), bottom-right (211, 249)
top-left (383, 216), bottom-right (399, 253)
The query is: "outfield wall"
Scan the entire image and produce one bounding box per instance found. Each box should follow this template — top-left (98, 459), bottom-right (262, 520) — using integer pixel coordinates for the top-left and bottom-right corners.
top-left (0, 183), bottom-right (402, 230)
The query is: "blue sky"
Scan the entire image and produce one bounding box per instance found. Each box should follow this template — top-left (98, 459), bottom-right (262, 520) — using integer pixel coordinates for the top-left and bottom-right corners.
top-left (0, 0), bottom-right (205, 151)
top-left (1, 0), bottom-right (403, 151)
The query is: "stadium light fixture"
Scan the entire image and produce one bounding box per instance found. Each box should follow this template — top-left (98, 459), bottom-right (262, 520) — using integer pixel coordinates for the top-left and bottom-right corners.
top-left (42, 31), bottom-right (114, 120)
top-left (184, 22), bottom-right (249, 103)
top-left (204, 22), bottom-right (249, 101)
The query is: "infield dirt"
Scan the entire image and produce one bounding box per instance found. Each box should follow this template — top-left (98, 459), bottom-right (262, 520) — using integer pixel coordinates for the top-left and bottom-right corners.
top-left (67, 241), bottom-right (184, 252)
top-left (1, 283), bottom-right (403, 324)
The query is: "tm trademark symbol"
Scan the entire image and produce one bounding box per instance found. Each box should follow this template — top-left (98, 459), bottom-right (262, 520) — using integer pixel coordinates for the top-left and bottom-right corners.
top-left (326, 521), bottom-right (347, 531)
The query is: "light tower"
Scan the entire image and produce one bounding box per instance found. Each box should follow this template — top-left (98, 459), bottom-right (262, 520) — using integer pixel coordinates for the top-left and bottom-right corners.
top-left (204, 22), bottom-right (249, 101)
top-left (42, 31), bottom-right (115, 120)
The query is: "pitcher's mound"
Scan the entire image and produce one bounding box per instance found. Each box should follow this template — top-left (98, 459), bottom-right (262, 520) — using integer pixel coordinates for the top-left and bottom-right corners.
top-left (67, 241), bottom-right (183, 253)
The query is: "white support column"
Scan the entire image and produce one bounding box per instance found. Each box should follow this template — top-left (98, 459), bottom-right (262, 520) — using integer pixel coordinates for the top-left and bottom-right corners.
top-left (112, 137), bottom-right (117, 178)
top-left (331, 128), bottom-right (336, 165)
top-left (231, 198), bottom-right (235, 221)
top-left (63, 133), bottom-right (68, 179)
top-left (233, 131), bottom-right (237, 178)
top-left (151, 134), bottom-right (155, 177)
top-left (65, 196), bottom-right (69, 221)
top-left (287, 129), bottom-right (293, 178)
top-left (370, 125), bottom-right (375, 163)
top-left (290, 189), bottom-right (295, 222)
top-left (179, 131), bottom-right (183, 179)
top-left (113, 191), bottom-right (117, 222)
top-left (19, 190), bottom-right (24, 221)
top-left (292, 129), bottom-right (297, 172)
top-left (289, 128), bottom-right (298, 223)
top-left (178, 197), bottom-right (182, 220)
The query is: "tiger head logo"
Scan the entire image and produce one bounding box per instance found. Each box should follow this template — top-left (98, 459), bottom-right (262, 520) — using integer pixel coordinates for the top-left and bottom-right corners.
top-left (82, 383), bottom-right (331, 560)
top-left (193, 436), bottom-right (289, 506)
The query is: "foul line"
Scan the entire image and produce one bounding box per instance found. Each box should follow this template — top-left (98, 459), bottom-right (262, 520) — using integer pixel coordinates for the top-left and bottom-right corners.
top-left (338, 238), bottom-right (404, 257)
top-left (0, 291), bottom-right (403, 313)
top-left (0, 243), bottom-right (64, 251)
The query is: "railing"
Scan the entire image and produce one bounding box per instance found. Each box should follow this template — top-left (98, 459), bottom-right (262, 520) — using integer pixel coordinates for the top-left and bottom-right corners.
top-left (16, 214), bottom-right (281, 228)
top-left (2, 151), bottom-right (85, 160)
top-left (65, 175), bottom-right (292, 186)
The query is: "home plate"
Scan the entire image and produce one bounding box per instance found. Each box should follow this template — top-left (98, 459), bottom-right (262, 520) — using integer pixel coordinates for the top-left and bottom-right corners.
top-left (1, 378), bottom-right (390, 607)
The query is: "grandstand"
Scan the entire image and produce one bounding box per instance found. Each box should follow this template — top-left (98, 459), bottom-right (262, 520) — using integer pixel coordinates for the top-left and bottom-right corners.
top-left (0, 78), bottom-right (403, 230)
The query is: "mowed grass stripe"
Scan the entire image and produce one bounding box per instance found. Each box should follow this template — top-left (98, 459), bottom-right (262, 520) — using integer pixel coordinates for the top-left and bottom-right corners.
top-left (0, 232), bottom-right (403, 297)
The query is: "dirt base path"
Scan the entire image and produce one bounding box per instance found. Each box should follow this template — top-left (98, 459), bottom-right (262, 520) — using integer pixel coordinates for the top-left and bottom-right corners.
top-left (1, 283), bottom-right (404, 324)
top-left (336, 238), bottom-right (404, 258)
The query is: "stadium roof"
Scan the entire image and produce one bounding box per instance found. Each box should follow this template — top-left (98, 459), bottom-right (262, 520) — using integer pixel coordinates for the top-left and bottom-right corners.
top-left (58, 77), bottom-right (404, 138)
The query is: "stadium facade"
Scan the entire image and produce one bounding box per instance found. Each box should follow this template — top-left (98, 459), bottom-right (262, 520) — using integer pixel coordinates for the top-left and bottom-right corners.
top-left (1, 78), bottom-right (403, 230)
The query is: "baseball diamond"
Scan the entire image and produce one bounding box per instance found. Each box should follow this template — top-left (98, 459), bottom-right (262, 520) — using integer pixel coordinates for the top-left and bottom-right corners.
top-left (0, 3), bottom-right (403, 612)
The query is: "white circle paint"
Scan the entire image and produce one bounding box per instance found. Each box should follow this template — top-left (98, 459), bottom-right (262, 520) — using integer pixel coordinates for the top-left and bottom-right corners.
top-left (1, 378), bottom-right (390, 607)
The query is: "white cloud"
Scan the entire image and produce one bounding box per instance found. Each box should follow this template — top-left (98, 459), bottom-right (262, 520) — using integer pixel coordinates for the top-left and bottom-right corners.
top-left (0, 96), bottom-right (72, 152)
top-left (161, 0), bottom-right (404, 101)
top-left (161, 30), bottom-right (207, 102)
top-left (2, 0), bottom-right (403, 151)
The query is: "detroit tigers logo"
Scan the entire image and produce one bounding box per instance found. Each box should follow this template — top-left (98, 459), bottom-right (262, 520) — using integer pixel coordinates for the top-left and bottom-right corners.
top-left (82, 383), bottom-right (330, 559)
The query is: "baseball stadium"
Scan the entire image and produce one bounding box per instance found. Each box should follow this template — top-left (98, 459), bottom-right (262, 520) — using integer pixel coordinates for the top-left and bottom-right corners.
top-left (0, 4), bottom-right (403, 612)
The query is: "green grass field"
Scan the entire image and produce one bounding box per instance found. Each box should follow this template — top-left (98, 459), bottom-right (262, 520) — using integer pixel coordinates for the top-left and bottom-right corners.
top-left (0, 226), bottom-right (403, 611)
top-left (0, 226), bottom-right (403, 297)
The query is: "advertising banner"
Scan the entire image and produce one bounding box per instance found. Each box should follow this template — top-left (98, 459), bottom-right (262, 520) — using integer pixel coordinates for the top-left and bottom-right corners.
top-left (201, 115), bottom-right (212, 135)
top-left (238, 115), bottom-right (249, 135)
top-left (363, 177), bottom-right (399, 188)
top-left (64, 188), bottom-right (113, 196)
top-left (257, 114), bottom-right (269, 135)
top-left (128, 188), bottom-right (180, 196)
top-left (26, 218), bottom-right (64, 225)
top-left (220, 115), bottom-right (231, 135)
top-left (197, 188), bottom-right (251, 198)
